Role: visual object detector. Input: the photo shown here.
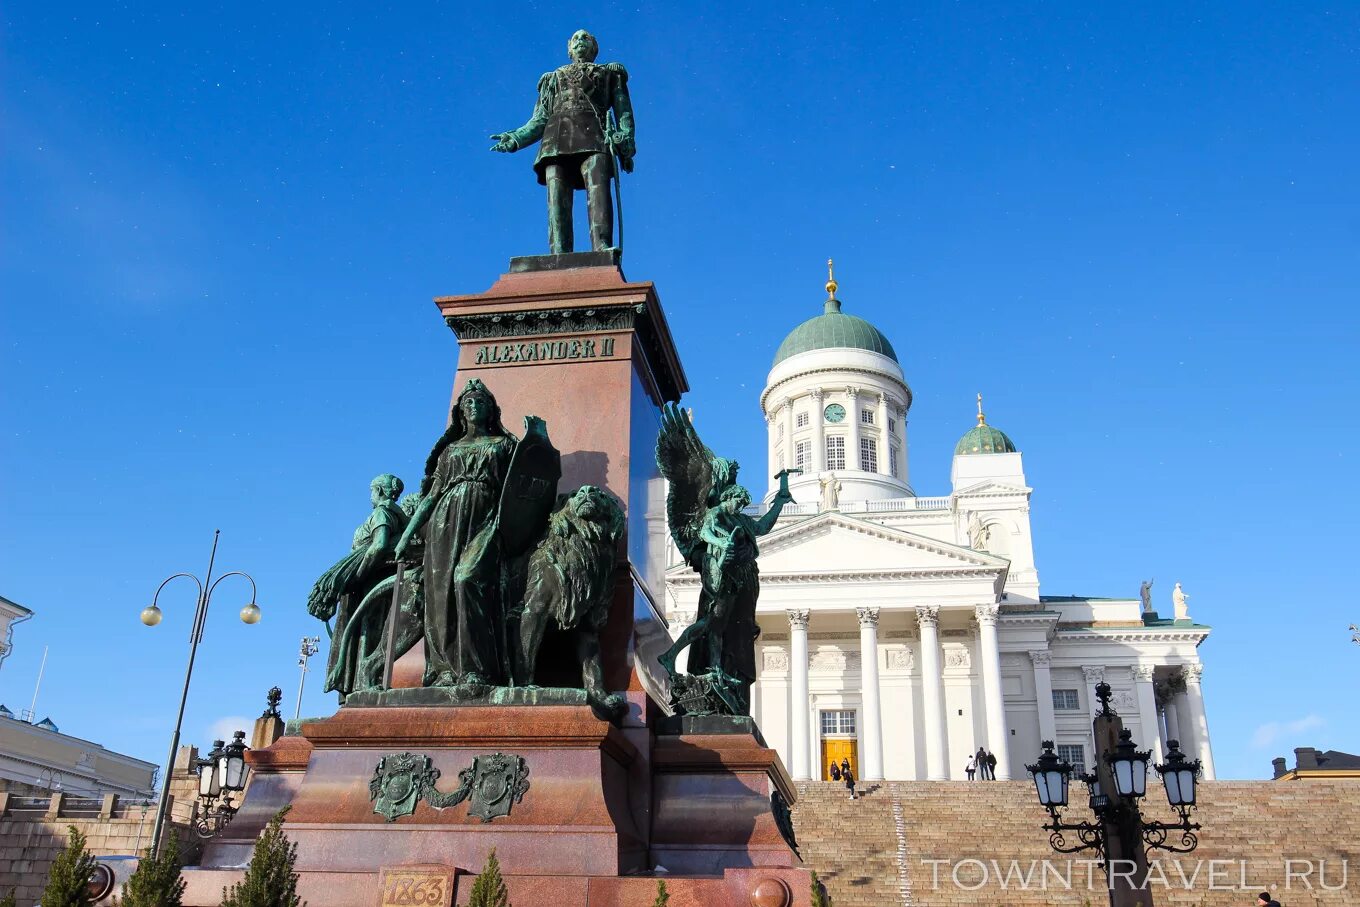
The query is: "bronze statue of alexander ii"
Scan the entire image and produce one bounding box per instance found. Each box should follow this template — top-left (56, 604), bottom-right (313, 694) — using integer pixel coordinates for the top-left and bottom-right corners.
top-left (490, 30), bottom-right (635, 254)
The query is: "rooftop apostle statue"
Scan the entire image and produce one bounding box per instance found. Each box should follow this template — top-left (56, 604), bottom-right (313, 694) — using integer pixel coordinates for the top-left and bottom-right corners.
top-left (489, 29), bottom-right (635, 254)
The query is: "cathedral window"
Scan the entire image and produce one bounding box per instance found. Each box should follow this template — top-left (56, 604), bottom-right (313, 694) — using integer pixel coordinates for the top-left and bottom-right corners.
top-left (825, 437), bottom-right (845, 470)
top-left (860, 408), bottom-right (875, 425)
top-left (796, 411), bottom-right (809, 428)
top-left (777, 452), bottom-right (784, 472)
top-left (820, 710), bottom-right (857, 736)
top-left (859, 438), bottom-right (878, 472)
top-left (889, 447), bottom-right (900, 478)
top-left (794, 441), bottom-right (811, 470)
top-left (888, 417), bottom-right (897, 434)
top-left (1056, 744), bottom-right (1087, 770)
top-left (1052, 689), bottom-right (1081, 711)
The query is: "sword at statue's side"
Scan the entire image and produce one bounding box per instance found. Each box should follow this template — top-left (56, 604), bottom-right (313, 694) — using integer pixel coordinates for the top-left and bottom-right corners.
top-left (608, 109), bottom-right (629, 255)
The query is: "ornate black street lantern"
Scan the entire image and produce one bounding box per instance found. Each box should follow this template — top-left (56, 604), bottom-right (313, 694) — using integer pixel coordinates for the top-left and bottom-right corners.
top-left (1107, 729), bottom-right (1150, 799)
top-left (1155, 739), bottom-right (1201, 809)
top-left (219, 730), bottom-right (251, 793)
top-left (197, 740), bottom-right (224, 801)
top-left (1027, 741), bottom-right (1072, 809)
top-left (194, 730), bottom-right (250, 837)
top-left (1026, 682), bottom-right (1207, 904)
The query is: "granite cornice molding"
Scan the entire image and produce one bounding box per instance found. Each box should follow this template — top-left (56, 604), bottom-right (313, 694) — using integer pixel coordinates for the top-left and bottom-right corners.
top-left (761, 365), bottom-right (912, 412)
top-left (443, 302), bottom-right (645, 340)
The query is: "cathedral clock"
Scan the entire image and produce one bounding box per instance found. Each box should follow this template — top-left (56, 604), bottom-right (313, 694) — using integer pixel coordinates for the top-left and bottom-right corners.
top-left (824, 403), bottom-right (846, 423)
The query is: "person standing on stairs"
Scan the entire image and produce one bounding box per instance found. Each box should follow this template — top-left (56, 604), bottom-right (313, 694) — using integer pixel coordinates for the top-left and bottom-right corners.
top-left (843, 761), bottom-right (856, 800)
top-left (965, 756), bottom-right (977, 780)
top-left (975, 747), bottom-right (989, 780)
top-left (986, 750), bottom-right (998, 781)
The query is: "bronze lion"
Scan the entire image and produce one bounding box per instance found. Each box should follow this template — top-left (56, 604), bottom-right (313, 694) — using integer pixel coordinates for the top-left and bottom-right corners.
top-left (516, 484), bottom-right (627, 722)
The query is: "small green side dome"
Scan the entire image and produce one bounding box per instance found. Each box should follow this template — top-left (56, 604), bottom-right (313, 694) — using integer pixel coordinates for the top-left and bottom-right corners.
top-left (955, 424), bottom-right (1017, 455)
top-left (772, 297), bottom-right (899, 367)
top-left (956, 395), bottom-right (1017, 454)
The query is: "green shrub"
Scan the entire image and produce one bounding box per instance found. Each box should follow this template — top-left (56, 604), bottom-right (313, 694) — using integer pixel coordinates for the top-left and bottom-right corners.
top-left (41, 826), bottom-right (97, 907)
top-left (121, 831), bottom-right (186, 907)
top-left (810, 869), bottom-right (831, 907)
top-left (465, 849), bottom-right (510, 907)
top-left (220, 808), bottom-right (303, 907)
top-left (651, 878), bottom-right (669, 907)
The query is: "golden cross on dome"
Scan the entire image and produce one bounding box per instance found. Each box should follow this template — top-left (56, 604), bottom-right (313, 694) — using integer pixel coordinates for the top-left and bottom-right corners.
top-left (825, 258), bottom-right (838, 299)
top-left (976, 392), bottom-right (987, 425)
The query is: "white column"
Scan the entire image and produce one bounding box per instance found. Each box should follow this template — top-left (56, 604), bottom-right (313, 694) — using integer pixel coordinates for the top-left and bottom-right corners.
top-left (898, 403), bottom-right (911, 486)
top-left (1082, 666), bottom-right (1106, 718)
top-left (788, 610), bottom-right (811, 781)
top-left (810, 389), bottom-right (825, 474)
top-left (1029, 649), bottom-right (1057, 744)
top-left (1163, 696), bottom-right (1182, 747)
top-left (975, 604), bottom-right (1011, 779)
top-left (1082, 666), bottom-right (1106, 760)
top-left (857, 607), bottom-right (884, 781)
top-left (877, 392), bottom-right (890, 475)
top-left (1132, 665), bottom-right (1165, 763)
top-left (782, 399), bottom-right (795, 469)
top-left (1182, 663), bottom-right (1216, 780)
top-left (766, 412), bottom-right (778, 487)
top-left (916, 606), bottom-right (947, 780)
top-left (846, 387), bottom-right (861, 470)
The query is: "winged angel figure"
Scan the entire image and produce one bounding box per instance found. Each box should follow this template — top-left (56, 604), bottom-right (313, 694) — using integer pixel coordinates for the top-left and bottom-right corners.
top-left (656, 402), bottom-right (798, 714)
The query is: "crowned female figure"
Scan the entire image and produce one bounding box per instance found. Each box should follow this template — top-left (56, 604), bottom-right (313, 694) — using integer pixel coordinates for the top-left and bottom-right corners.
top-left (397, 379), bottom-right (518, 687)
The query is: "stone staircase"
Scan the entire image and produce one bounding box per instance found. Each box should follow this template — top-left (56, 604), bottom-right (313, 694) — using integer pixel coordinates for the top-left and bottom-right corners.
top-left (793, 781), bottom-right (909, 907)
top-left (793, 779), bottom-right (1360, 907)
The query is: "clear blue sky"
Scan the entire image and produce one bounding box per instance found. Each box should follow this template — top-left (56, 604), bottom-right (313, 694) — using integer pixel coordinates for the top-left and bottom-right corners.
top-left (2, 2), bottom-right (1356, 783)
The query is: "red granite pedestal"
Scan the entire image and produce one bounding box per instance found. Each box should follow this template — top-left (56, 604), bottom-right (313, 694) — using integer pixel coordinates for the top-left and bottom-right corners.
top-left (180, 259), bottom-right (810, 907)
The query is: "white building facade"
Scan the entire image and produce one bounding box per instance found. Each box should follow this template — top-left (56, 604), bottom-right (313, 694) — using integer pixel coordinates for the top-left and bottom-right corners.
top-left (664, 270), bottom-right (1215, 783)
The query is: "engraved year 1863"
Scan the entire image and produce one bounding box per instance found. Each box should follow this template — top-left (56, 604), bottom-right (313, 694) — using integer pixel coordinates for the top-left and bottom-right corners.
top-left (377, 866), bottom-right (454, 907)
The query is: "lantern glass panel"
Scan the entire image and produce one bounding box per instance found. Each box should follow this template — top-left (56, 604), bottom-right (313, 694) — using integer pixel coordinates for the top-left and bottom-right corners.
top-left (224, 753), bottom-right (248, 791)
top-left (198, 761), bottom-right (218, 798)
top-left (1174, 768), bottom-right (1196, 806)
top-left (1131, 757), bottom-right (1148, 797)
top-left (1030, 771), bottom-right (1050, 805)
top-left (1113, 759), bottom-right (1134, 797)
top-left (1052, 770), bottom-right (1069, 807)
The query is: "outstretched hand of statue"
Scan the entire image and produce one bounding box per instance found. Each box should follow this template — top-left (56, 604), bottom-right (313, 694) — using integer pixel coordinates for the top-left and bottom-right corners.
top-left (489, 133), bottom-right (517, 153)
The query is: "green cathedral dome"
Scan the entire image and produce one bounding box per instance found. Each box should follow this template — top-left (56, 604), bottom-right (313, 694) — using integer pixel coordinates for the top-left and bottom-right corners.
top-left (955, 396), bottom-right (1017, 455)
top-left (772, 296), bottom-right (898, 367)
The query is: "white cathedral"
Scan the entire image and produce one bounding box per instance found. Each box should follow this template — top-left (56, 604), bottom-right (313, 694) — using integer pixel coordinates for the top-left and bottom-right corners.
top-left (663, 266), bottom-right (1216, 783)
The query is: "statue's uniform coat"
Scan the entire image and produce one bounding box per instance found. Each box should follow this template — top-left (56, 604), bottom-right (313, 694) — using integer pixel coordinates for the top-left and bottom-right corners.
top-left (508, 61), bottom-right (633, 189)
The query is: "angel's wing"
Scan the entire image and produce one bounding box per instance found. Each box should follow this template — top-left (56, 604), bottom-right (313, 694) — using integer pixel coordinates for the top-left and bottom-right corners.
top-left (656, 402), bottom-right (715, 565)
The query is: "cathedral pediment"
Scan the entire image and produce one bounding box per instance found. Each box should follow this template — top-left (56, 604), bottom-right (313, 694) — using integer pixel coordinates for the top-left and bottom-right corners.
top-left (953, 480), bottom-right (1032, 498)
top-left (667, 511), bottom-right (1010, 581)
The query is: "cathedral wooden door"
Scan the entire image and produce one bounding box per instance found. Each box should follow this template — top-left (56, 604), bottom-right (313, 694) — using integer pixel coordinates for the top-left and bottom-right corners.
top-left (821, 739), bottom-right (858, 780)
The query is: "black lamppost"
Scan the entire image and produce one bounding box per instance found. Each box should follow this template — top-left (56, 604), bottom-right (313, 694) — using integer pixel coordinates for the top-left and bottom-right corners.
top-left (140, 530), bottom-right (261, 857)
top-left (193, 730), bottom-right (251, 837)
top-left (1026, 682), bottom-right (1204, 907)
